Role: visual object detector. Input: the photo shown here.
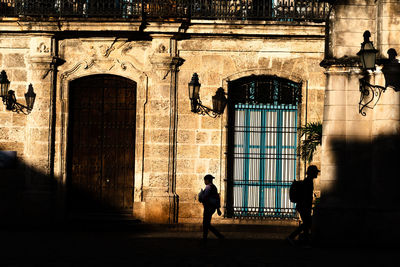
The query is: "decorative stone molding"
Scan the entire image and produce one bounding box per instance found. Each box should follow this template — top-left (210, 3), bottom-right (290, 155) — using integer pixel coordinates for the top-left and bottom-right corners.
top-left (30, 37), bottom-right (52, 57)
top-left (27, 55), bottom-right (53, 67)
top-left (59, 59), bottom-right (96, 81)
top-left (320, 56), bottom-right (360, 68)
top-left (27, 55), bottom-right (54, 83)
top-left (56, 39), bottom-right (150, 182)
top-left (37, 42), bottom-right (50, 54)
top-left (149, 53), bottom-right (175, 80)
top-left (58, 57), bottom-right (148, 102)
top-left (224, 68), bottom-right (304, 84)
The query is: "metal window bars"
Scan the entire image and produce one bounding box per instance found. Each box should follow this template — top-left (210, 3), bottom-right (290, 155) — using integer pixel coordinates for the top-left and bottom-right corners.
top-left (0, 0), bottom-right (331, 21)
top-left (231, 104), bottom-right (298, 219)
top-left (227, 76), bottom-right (301, 219)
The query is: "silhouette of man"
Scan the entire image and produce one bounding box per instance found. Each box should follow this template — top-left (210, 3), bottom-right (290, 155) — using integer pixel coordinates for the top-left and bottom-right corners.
top-left (287, 165), bottom-right (320, 246)
top-left (198, 174), bottom-right (224, 242)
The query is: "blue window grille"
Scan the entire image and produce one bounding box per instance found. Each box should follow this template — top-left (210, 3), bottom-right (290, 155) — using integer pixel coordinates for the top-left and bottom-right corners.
top-left (227, 76), bottom-right (301, 219)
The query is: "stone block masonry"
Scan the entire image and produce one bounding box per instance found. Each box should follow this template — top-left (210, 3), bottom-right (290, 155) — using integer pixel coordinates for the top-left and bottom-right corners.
top-left (0, 19), bottom-right (327, 225)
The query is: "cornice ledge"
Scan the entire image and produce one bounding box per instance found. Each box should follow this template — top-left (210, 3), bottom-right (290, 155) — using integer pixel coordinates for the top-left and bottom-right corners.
top-left (320, 56), bottom-right (360, 69)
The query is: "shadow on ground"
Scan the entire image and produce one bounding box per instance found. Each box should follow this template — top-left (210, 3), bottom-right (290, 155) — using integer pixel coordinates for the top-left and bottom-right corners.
top-left (1, 230), bottom-right (398, 267)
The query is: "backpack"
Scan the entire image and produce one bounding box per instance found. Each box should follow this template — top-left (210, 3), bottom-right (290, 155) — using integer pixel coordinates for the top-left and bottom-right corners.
top-left (289, 180), bottom-right (304, 203)
top-left (198, 184), bottom-right (221, 208)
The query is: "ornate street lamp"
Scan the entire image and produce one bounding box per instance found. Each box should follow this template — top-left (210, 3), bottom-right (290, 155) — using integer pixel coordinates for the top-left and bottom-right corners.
top-left (0, 70), bottom-right (10, 98)
top-left (0, 70), bottom-right (36, 114)
top-left (356, 31), bottom-right (400, 116)
top-left (357, 30), bottom-right (378, 70)
top-left (24, 84), bottom-right (36, 111)
top-left (188, 72), bottom-right (201, 112)
top-left (188, 73), bottom-right (227, 118)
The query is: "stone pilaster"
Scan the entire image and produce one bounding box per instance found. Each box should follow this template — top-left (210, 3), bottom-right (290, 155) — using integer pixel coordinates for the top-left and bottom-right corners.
top-left (316, 61), bottom-right (400, 245)
top-left (26, 36), bottom-right (53, 183)
top-left (21, 35), bottom-right (56, 223)
top-left (133, 36), bottom-right (184, 223)
top-left (314, 61), bottom-right (374, 245)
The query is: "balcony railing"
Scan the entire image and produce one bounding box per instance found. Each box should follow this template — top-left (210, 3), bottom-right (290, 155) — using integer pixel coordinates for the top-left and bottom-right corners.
top-left (0, 0), bottom-right (331, 21)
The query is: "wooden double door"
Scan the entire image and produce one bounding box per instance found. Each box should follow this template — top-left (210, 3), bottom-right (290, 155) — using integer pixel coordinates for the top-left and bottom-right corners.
top-left (68, 75), bottom-right (136, 213)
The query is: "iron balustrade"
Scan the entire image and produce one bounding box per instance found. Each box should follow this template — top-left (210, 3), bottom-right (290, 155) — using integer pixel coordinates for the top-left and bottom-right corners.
top-left (0, 0), bottom-right (331, 21)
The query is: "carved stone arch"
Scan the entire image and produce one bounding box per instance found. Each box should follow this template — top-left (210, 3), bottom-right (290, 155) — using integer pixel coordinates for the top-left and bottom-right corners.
top-left (57, 61), bottom-right (148, 204)
top-left (227, 74), bottom-right (302, 106)
top-left (223, 68), bottom-right (304, 86)
top-left (58, 59), bottom-right (148, 102)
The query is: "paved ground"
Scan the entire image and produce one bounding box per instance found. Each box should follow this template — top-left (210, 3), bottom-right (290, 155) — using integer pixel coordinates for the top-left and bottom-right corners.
top-left (1, 223), bottom-right (398, 267)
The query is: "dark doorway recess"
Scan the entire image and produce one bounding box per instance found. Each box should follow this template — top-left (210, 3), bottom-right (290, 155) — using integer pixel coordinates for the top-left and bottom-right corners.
top-left (67, 74), bottom-right (136, 217)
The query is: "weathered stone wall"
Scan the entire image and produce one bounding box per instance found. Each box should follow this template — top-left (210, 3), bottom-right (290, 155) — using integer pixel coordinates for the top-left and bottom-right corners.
top-left (0, 20), bottom-right (326, 225)
top-left (331, 0), bottom-right (377, 58)
top-left (176, 24), bottom-right (326, 222)
top-left (0, 34), bottom-right (57, 223)
top-left (316, 0), bottom-right (400, 245)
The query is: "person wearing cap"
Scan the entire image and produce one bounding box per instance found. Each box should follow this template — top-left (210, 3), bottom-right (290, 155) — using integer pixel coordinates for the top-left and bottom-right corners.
top-left (198, 174), bottom-right (224, 242)
top-left (287, 165), bottom-right (320, 246)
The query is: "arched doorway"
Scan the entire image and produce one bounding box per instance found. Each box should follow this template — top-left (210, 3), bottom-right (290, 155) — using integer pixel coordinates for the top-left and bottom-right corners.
top-left (67, 74), bottom-right (136, 215)
top-left (226, 75), bottom-right (302, 219)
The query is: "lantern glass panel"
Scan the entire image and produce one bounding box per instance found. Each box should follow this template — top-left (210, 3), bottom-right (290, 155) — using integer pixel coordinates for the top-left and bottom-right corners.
top-left (363, 51), bottom-right (376, 70)
top-left (0, 83), bottom-right (9, 98)
top-left (188, 83), bottom-right (200, 100)
top-left (188, 73), bottom-right (201, 100)
top-left (25, 84), bottom-right (36, 110)
top-left (359, 42), bottom-right (377, 70)
top-left (0, 71), bottom-right (10, 97)
top-left (192, 84), bottom-right (200, 100)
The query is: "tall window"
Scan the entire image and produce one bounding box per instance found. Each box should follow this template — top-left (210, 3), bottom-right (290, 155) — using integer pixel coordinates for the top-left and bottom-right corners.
top-left (227, 75), bottom-right (301, 218)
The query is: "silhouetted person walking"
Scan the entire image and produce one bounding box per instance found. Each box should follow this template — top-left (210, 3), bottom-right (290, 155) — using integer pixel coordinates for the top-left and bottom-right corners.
top-left (198, 174), bottom-right (224, 243)
top-left (287, 165), bottom-right (320, 247)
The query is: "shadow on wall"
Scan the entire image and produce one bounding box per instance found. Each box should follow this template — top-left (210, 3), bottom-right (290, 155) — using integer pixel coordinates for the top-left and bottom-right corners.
top-left (313, 135), bottom-right (400, 246)
top-left (0, 150), bottom-right (56, 228)
top-left (0, 148), bottom-right (138, 230)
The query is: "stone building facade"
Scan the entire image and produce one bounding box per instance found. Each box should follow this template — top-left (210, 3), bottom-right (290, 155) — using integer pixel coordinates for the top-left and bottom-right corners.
top-left (0, 1), bottom-right (329, 226)
top-left (316, 0), bottom-right (400, 245)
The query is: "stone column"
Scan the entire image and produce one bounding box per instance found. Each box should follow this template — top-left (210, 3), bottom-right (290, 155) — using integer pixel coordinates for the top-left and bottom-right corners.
top-left (133, 36), bottom-right (184, 223)
top-left (314, 60), bottom-right (374, 245)
top-left (316, 59), bottom-right (400, 245)
top-left (23, 35), bottom-right (55, 224)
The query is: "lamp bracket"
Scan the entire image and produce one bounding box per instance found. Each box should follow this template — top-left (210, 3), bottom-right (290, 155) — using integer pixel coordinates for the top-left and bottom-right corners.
top-left (194, 99), bottom-right (221, 118)
top-left (1, 90), bottom-right (33, 115)
top-left (7, 101), bottom-right (32, 115)
top-left (358, 78), bottom-right (386, 116)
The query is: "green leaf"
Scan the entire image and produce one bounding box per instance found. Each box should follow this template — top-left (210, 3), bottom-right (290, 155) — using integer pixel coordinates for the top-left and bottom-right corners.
top-left (299, 121), bottom-right (322, 163)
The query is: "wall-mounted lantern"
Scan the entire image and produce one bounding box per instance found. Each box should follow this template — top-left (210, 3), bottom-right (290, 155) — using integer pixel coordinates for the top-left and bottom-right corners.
top-left (357, 31), bottom-right (378, 70)
top-left (356, 31), bottom-right (400, 116)
top-left (0, 70), bottom-right (36, 114)
top-left (188, 73), bottom-right (227, 118)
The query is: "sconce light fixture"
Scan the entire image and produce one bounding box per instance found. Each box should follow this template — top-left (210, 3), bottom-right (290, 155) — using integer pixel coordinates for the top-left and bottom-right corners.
top-left (188, 73), bottom-right (227, 118)
top-left (0, 70), bottom-right (36, 114)
top-left (357, 31), bottom-right (378, 70)
top-left (356, 31), bottom-right (400, 116)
